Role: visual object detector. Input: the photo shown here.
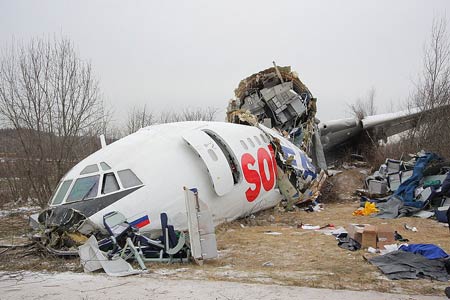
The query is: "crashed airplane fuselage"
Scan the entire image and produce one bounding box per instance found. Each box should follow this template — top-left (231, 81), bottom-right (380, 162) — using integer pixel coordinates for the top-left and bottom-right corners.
top-left (43, 121), bottom-right (317, 234)
top-left (41, 63), bottom-right (441, 238)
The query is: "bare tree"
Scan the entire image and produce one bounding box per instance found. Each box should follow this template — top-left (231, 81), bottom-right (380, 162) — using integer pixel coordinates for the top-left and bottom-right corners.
top-left (126, 105), bottom-right (154, 135)
top-left (406, 17), bottom-right (450, 157)
top-left (348, 87), bottom-right (377, 120)
top-left (158, 107), bottom-right (219, 123)
top-left (123, 106), bottom-right (219, 136)
top-left (0, 37), bottom-right (106, 207)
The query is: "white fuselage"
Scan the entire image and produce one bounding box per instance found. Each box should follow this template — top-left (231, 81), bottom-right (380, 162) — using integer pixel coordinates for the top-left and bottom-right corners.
top-left (49, 121), bottom-right (315, 234)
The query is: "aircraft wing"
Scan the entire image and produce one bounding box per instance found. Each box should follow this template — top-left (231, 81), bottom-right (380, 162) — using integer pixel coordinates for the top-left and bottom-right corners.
top-left (319, 105), bottom-right (449, 153)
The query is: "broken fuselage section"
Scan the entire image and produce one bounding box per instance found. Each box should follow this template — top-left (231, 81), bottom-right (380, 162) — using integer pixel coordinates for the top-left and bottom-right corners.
top-left (37, 65), bottom-right (326, 252)
top-left (38, 121), bottom-right (319, 249)
top-left (227, 64), bottom-right (327, 207)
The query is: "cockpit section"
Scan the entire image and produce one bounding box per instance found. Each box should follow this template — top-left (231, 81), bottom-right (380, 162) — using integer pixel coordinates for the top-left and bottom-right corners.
top-left (49, 162), bottom-right (143, 207)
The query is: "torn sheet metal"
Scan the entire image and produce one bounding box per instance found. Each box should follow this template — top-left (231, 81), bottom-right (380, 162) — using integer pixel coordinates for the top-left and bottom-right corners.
top-left (184, 187), bottom-right (218, 264)
top-left (78, 235), bottom-right (142, 276)
top-left (36, 208), bottom-right (100, 254)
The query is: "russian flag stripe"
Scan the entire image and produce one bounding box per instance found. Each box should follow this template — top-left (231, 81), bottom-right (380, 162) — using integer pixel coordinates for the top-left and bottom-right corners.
top-left (130, 215), bottom-right (150, 228)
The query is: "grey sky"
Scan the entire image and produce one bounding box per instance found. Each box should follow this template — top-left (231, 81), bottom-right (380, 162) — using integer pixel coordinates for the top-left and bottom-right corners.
top-left (1, 0), bottom-right (449, 123)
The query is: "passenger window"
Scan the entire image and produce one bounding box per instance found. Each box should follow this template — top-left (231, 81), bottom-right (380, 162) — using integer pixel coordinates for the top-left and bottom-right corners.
top-left (102, 173), bottom-right (120, 194)
top-left (117, 169), bottom-right (143, 188)
top-left (240, 140), bottom-right (248, 150)
top-left (80, 164), bottom-right (99, 175)
top-left (100, 162), bottom-right (111, 171)
top-left (260, 134), bottom-right (268, 143)
top-left (247, 138), bottom-right (255, 147)
top-left (254, 136), bottom-right (261, 145)
top-left (51, 180), bottom-right (72, 205)
top-left (66, 175), bottom-right (100, 202)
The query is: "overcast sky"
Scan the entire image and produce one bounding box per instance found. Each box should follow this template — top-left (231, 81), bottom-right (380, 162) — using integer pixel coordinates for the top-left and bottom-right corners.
top-left (1, 0), bottom-right (449, 123)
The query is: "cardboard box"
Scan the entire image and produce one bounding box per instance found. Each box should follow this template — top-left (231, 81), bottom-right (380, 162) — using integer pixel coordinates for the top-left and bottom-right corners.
top-left (376, 224), bottom-right (395, 249)
top-left (347, 224), bottom-right (377, 249)
top-left (347, 224), bottom-right (364, 244)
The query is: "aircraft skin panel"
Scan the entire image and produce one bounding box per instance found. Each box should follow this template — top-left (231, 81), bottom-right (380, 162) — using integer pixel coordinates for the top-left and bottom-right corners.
top-left (182, 130), bottom-right (234, 196)
top-left (53, 122), bottom-right (287, 235)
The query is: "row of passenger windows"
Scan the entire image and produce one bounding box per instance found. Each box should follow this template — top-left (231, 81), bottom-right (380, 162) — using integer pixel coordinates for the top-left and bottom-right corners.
top-left (51, 169), bottom-right (142, 205)
top-left (239, 134), bottom-right (269, 150)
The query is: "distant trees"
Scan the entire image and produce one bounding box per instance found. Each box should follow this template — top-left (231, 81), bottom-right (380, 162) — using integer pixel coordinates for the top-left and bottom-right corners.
top-left (125, 106), bottom-right (219, 135)
top-left (348, 87), bottom-right (377, 120)
top-left (404, 17), bottom-right (450, 158)
top-left (0, 37), bottom-right (106, 207)
top-left (125, 105), bottom-right (155, 135)
top-left (158, 107), bottom-right (219, 123)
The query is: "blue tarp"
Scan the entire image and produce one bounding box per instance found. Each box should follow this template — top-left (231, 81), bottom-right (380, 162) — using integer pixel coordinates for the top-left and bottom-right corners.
top-left (393, 153), bottom-right (438, 208)
top-left (399, 244), bottom-right (449, 260)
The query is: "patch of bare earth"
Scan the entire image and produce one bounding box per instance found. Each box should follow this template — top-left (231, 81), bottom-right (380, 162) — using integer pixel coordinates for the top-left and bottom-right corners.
top-left (0, 168), bottom-right (449, 296)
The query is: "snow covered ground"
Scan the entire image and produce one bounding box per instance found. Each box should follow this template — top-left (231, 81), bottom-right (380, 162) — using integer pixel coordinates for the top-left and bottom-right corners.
top-left (0, 271), bottom-right (444, 300)
top-left (0, 206), bottom-right (40, 218)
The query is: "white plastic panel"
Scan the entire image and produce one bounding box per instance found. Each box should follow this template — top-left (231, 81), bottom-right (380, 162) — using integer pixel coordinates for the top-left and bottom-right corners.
top-left (183, 130), bottom-right (234, 196)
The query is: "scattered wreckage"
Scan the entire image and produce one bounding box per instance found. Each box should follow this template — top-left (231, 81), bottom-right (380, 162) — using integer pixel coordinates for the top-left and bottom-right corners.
top-left (32, 63), bottom-right (328, 263)
top-left (356, 150), bottom-right (450, 220)
top-left (25, 63), bottom-right (450, 274)
top-left (322, 151), bottom-right (450, 282)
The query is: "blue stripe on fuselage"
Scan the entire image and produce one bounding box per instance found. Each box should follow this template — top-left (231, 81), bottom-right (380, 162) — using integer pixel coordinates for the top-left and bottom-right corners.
top-left (281, 145), bottom-right (317, 179)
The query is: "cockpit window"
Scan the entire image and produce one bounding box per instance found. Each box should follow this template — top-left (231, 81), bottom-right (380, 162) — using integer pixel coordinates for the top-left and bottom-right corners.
top-left (100, 162), bottom-right (111, 171)
top-left (66, 175), bottom-right (100, 202)
top-left (51, 180), bottom-right (72, 205)
top-left (102, 172), bottom-right (120, 194)
top-left (80, 164), bottom-right (99, 175)
top-left (117, 169), bottom-right (143, 188)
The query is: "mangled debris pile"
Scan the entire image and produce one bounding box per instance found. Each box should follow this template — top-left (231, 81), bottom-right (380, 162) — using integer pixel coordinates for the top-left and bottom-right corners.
top-left (226, 63), bottom-right (328, 208)
top-left (226, 62), bottom-right (326, 169)
top-left (355, 150), bottom-right (450, 220)
top-left (30, 188), bottom-right (218, 276)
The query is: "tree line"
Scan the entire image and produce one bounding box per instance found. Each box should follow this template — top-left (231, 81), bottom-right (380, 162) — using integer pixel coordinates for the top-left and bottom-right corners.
top-left (347, 17), bottom-right (450, 166)
top-left (1, 17), bottom-right (450, 208)
top-left (0, 37), bottom-right (218, 207)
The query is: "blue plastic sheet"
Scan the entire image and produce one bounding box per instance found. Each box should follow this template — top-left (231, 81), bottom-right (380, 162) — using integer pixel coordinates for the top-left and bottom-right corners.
top-left (399, 244), bottom-right (449, 260)
top-left (394, 153), bottom-right (438, 208)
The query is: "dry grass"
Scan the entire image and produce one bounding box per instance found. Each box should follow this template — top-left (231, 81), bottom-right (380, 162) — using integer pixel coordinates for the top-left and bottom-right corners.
top-left (0, 168), bottom-right (449, 296)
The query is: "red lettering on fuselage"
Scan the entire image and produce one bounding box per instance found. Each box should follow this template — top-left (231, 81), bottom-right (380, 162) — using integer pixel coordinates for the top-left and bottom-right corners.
top-left (241, 147), bottom-right (277, 202)
top-left (241, 153), bottom-right (261, 202)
